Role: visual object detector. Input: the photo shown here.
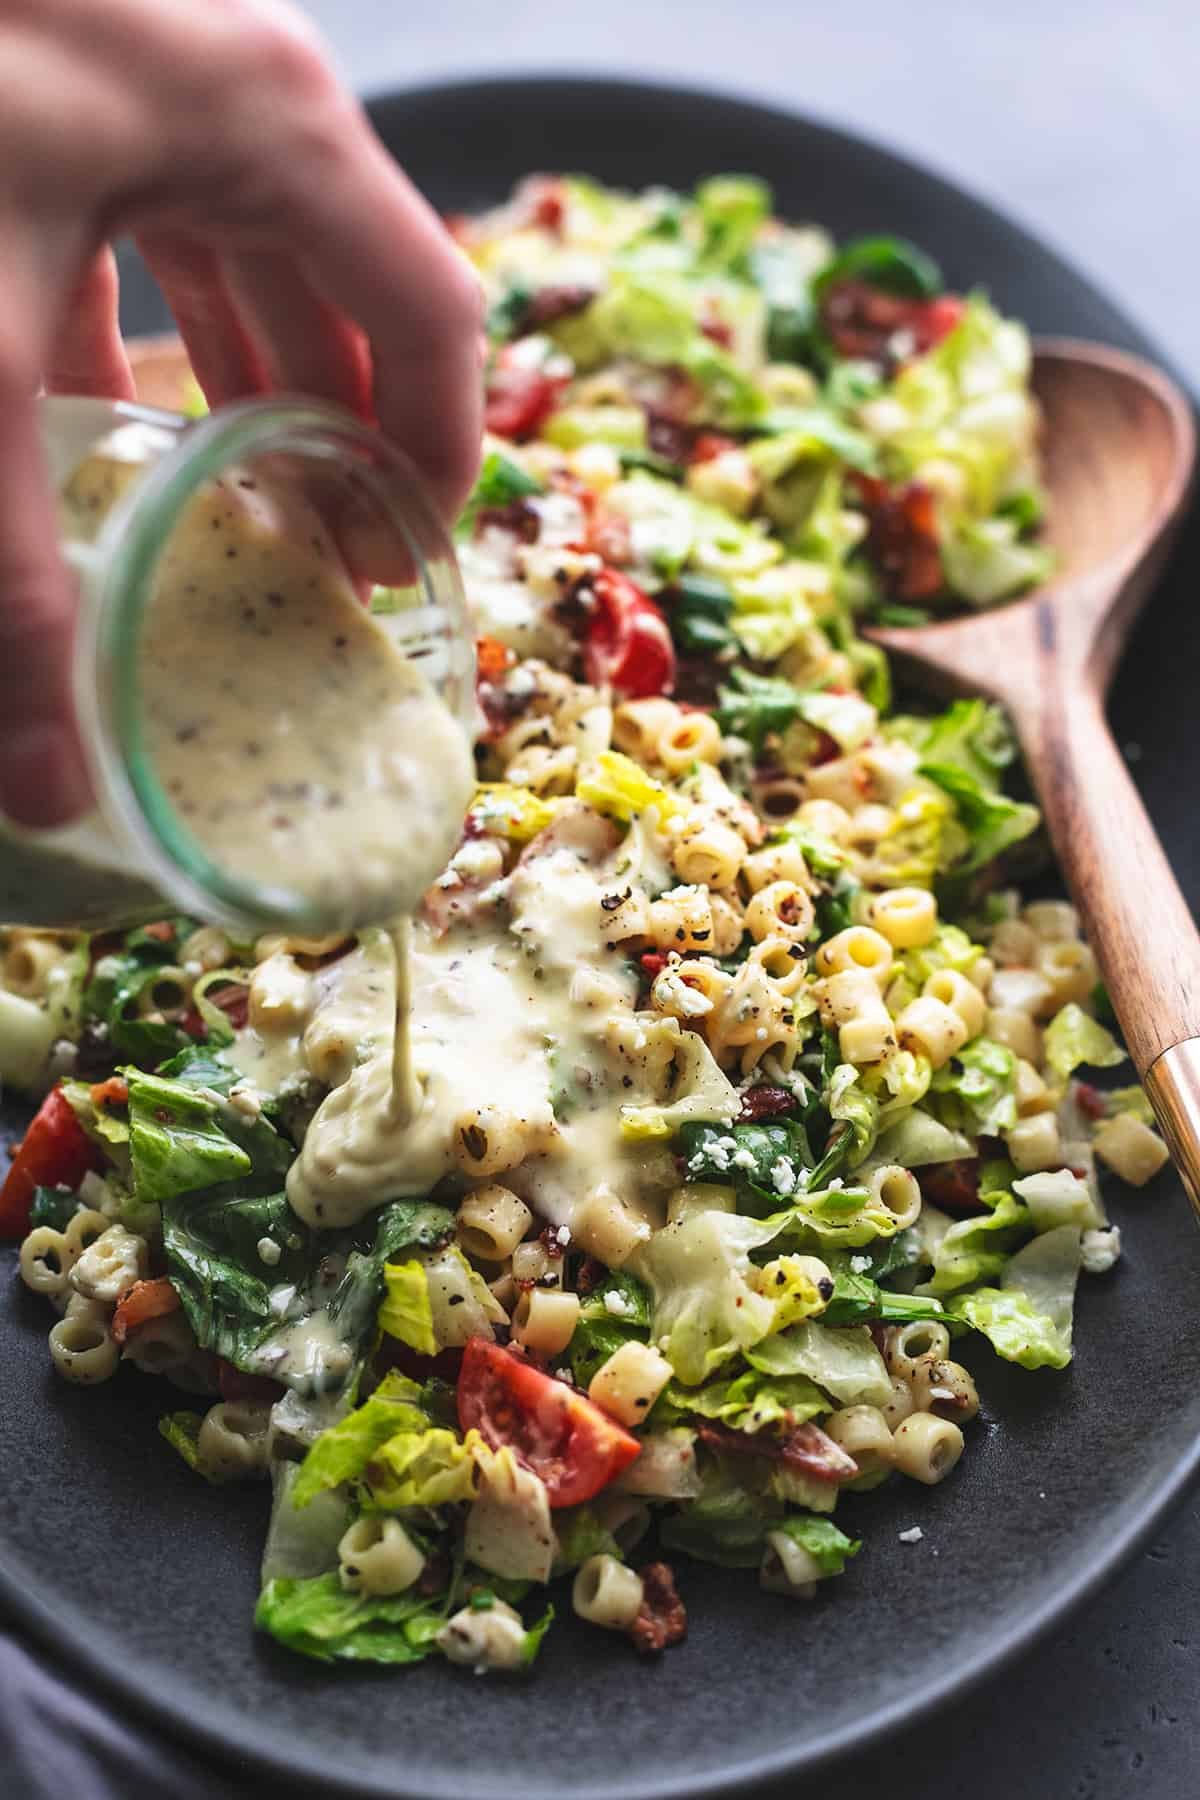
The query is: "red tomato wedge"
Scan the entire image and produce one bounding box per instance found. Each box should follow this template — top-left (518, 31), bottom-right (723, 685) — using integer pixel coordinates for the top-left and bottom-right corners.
top-left (0, 1088), bottom-right (101, 1239)
top-left (112, 1277), bottom-right (181, 1345)
top-left (584, 569), bottom-right (676, 699)
top-left (457, 1338), bottom-right (641, 1508)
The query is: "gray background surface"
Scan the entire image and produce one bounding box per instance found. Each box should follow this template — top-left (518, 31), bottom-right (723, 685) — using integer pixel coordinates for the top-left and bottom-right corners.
top-left (13, 3), bottom-right (1200, 1795)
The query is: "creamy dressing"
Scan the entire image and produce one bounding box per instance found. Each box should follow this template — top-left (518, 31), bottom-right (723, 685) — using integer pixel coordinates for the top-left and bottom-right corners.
top-left (281, 809), bottom-right (736, 1236)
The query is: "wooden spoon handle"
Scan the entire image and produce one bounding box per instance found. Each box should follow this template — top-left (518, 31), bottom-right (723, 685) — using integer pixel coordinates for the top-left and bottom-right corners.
top-left (1024, 683), bottom-right (1200, 1210)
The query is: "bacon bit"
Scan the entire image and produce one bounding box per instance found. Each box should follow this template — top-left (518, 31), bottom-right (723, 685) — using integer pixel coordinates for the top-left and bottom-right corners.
top-left (631, 1561), bottom-right (687, 1655)
top-left (416, 1549), bottom-right (452, 1599)
top-left (523, 284), bottom-right (597, 329)
top-left (868, 1323), bottom-right (889, 1354)
top-left (698, 315), bottom-right (734, 349)
top-left (475, 497), bottom-right (542, 543)
top-left (689, 431), bottom-right (739, 465)
top-left (142, 920), bottom-right (176, 943)
top-left (217, 1361), bottom-right (285, 1406)
top-left (821, 278), bottom-right (965, 367)
top-left (698, 1419), bottom-right (858, 1482)
top-left (853, 472), bottom-right (944, 603)
top-left (737, 1085), bottom-right (796, 1122)
top-left (89, 1076), bottom-right (129, 1110)
top-left (206, 984), bottom-right (249, 1031)
top-left (1075, 1082), bottom-right (1108, 1121)
top-left (640, 952), bottom-right (669, 980)
top-left (574, 1255), bottom-right (606, 1297)
top-left (917, 1158), bottom-right (984, 1215)
top-left (180, 1008), bottom-right (207, 1040)
top-left (646, 413), bottom-right (695, 465)
top-left (538, 1223), bottom-right (565, 1259)
top-left (781, 1420), bottom-right (859, 1482)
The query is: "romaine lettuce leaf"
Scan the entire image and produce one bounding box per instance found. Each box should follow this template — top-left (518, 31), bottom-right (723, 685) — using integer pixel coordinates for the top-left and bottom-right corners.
top-left (255, 1571), bottom-right (452, 1666)
top-left (632, 1209), bottom-right (779, 1384)
top-left (930, 1038), bottom-right (1018, 1136)
top-left (923, 1191), bottom-right (1033, 1295)
top-left (772, 1512), bottom-right (861, 1576)
top-left (659, 1463), bottom-right (782, 1568)
top-left (158, 1411), bottom-right (216, 1482)
top-left (1042, 1004), bottom-right (1125, 1083)
top-left (948, 1224), bottom-right (1081, 1369)
top-left (669, 1367), bottom-right (828, 1433)
top-left (745, 1320), bottom-right (892, 1407)
top-left (291, 1372), bottom-right (428, 1508)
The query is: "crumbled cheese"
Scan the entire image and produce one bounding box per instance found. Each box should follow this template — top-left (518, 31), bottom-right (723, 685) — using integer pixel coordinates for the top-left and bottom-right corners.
top-left (268, 1283), bottom-right (297, 1318)
top-left (770, 1157), bottom-right (797, 1196)
top-left (1080, 1225), bottom-right (1122, 1275)
top-left (257, 1236), bottom-right (282, 1267)
top-left (898, 1526), bottom-right (924, 1544)
top-left (730, 1146), bottom-right (759, 1172)
top-left (556, 1225), bottom-right (572, 1246)
top-left (849, 1254), bottom-right (872, 1274)
top-left (227, 1082), bottom-right (263, 1121)
top-left (604, 1290), bottom-right (635, 1318)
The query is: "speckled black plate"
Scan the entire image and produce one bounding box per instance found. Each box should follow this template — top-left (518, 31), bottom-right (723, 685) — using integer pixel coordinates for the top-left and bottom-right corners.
top-left (4, 75), bottom-right (1200, 1800)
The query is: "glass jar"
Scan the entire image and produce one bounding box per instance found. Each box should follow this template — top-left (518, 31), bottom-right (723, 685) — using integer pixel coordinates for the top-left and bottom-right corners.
top-left (2, 396), bottom-right (477, 932)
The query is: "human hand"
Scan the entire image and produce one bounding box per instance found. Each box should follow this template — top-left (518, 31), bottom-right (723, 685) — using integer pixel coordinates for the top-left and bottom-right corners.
top-left (0, 0), bottom-right (483, 827)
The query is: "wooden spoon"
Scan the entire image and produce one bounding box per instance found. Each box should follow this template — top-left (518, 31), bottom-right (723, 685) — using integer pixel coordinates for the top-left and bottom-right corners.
top-left (123, 335), bottom-right (1200, 1204)
top-left (868, 339), bottom-right (1200, 1209)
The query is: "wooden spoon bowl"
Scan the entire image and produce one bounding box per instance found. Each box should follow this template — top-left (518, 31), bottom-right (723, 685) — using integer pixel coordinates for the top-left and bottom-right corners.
top-left (869, 339), bottom-right (1200, 1204)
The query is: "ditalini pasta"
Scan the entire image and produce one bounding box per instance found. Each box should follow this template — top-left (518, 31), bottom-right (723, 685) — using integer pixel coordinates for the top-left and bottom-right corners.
top-left (1, 172), bottom-right (1169, 1678)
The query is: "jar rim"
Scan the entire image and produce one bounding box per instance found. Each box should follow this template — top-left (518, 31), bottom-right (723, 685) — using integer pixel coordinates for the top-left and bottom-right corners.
top-left (71, 395), bottom-right (476, 934)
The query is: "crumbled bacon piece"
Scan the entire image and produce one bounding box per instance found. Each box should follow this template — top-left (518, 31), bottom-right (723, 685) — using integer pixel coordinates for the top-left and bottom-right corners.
top-left (737, 1084), bottom-right (796, 1122)
top-left (917, 1157), bottom-right (983, 1215)
top-left (853, 473), bottom-right (944, 602)
top-left (631, 1562), bottom-right (687, 1655)
top-left (689, 431), bottom-right (739, 464)
top-left (523, 283), bottom-right (597, 329)
top-left (698, 1419), bottom-right (857, 1482)
top-left (574, 1255), bottom-right (606, 1297)
top-left (821, 279), bottom-right (965, 367)
top-left (1074, 1082), bottom-right (1108, 1121)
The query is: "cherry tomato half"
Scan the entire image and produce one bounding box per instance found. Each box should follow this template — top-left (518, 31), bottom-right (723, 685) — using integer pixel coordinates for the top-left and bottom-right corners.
top-left (584, 569), bottom-right (676, 699)
top-left (457, 1337), bottom-right (641, 1508)
top-left (0, 1087), bottom-right (101, 1239)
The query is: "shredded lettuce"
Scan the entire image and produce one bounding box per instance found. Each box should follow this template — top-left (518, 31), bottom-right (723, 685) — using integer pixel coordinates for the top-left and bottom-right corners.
top-left (745, 1320), bottom-right (893, 1407)
top-left (1043, 1004), bottom-right (1126, 1083)
top-left (772, 1512), bottom-right (861, 1577)
top-left (291, 1372), bottom-right (429, 1508)
top-left (922, 1191), bottom-right (1033, 1295)
top-left (632, 1209), bottom-right (780, 1384)
top-left (255, 1572), bottom-right (454, 1667)
top-left (158, 1411), bottom-right (216, 1482)
top-left (670, 1367), bottom-right (829, 1432)
top-left (949, 1225), bottom-right (1081, 1369)
top-left (930, 1038), bottom-right (1018, 1136)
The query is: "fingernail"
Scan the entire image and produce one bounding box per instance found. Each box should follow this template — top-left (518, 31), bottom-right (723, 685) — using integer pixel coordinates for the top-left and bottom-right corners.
top-left (0, 723), bottom-right (94, 828)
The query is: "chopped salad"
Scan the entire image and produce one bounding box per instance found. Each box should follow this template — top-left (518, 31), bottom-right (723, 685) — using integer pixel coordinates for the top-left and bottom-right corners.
top-left (0, 173), bottom-right (1171, 1676)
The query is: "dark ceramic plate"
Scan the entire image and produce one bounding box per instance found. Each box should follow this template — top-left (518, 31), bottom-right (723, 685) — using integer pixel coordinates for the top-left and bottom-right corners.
top-left (4, 75), bottom-right (1200, 1800)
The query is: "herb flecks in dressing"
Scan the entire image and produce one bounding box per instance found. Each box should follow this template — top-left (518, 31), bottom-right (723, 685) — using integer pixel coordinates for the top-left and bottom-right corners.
top-left (133, 464), bottom-right (473, 927)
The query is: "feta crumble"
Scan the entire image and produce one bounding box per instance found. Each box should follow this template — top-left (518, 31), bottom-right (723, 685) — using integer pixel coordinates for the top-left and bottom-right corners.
top-left (849, 1254), bottom-right (872, 1274)
top-left (898, 1527), bottom-right (924, 1544)
top-left (1080, 1225), bottom-right (1122, 1274)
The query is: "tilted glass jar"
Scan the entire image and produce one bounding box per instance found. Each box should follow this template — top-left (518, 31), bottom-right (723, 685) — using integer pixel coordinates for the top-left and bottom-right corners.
top-left (2, 396), bottom-right (477, 932)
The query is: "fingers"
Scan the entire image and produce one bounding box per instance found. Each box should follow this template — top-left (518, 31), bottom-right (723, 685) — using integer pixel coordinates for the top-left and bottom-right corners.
top-left (281, 121), bottom-right (484, 522)
top-left (43, 246), bottom-right (136, 401)
top-left (0, 358), bottom-right (91, 825)
top-left (137, 234), bottom-right (267, 407)
top-left (222, 249), bottom-right (371, 417)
